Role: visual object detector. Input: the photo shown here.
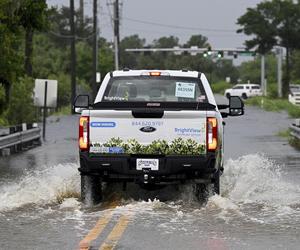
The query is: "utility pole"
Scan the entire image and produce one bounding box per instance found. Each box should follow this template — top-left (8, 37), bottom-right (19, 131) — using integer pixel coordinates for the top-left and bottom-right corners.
top-left (276, 47), bottom-right (283, 98)
top-left (261, 54), bottom-right (266, 96)
top-left (79, 0), bottom-right (84, 29)
top-left (92, 0), bottom-right (98, 98)
top-left (114, 0), bottom-right (120, 70)
top-left (70, 0), bottom-right (76, 113)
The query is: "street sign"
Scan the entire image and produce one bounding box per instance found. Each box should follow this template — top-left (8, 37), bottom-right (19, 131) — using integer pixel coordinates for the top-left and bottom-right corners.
top-left (34, 79), bottom-right (58, 108)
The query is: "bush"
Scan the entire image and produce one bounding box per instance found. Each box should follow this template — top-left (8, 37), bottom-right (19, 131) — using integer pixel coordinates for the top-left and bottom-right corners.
top-left (6, 76), bottom-right (36, 125)
top-left (48, 73), bottom-right (92, 108)
top-left (246, 97), bottom-right (300, 118)
top-left (48, 73), bottom-right (70, 107)
top-left (211, 81), bottom-right (232, 94)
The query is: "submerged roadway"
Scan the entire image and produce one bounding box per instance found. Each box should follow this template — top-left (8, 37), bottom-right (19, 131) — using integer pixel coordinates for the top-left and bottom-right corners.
top-left (0, 105), bottom-right (299, 250)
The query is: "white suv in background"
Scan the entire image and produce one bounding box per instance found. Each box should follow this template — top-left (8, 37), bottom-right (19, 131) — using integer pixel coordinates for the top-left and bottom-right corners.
top-left (224, 84), bottom-right (263, 99)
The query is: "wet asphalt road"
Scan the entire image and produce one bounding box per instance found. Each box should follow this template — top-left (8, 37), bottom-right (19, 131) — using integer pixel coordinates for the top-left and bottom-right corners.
top-left (0, 105), bottom-right (299, 250)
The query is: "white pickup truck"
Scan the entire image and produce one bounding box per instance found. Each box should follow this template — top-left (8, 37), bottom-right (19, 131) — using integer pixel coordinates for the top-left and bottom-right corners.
top-left (74, 70), bottom-right (244, 204)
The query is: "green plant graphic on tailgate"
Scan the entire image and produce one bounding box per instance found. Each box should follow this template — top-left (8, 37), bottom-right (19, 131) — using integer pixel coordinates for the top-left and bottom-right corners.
top-left (94, 137), bottom-right (206, 155)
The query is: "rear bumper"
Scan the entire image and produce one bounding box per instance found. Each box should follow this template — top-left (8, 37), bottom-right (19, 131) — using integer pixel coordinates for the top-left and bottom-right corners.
top-left (79, 152), bottom-right (218, 184)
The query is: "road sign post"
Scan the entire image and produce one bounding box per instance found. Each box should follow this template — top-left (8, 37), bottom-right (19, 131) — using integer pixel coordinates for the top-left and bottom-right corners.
top-left (42, 81), bottom-right (48, 140)
top-left (34, 79), bottom-right (58, 141)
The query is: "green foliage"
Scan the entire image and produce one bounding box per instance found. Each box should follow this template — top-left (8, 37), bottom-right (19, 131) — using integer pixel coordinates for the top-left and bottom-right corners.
top-left (277, 129), bottom-right (290, 138)
top-left (238, 53), bottom-right (277, 84)
top-left (0, 85), bottom-right (8, 125)
top-left (18, 0), bottom-right (49, 31)
top-left (246, 97), bottom-right (300, 118)
top-left (211, 81), bottom-right (232, 94)
top-left (153, 36), bottom-right (179, 48)
top-left (185, 34), bottom-right (210, 48)
top-left (120, 35), bottom-right (145, 68)
top-left (7, 76), bottom-right (36, 124)
top-left (51, 105), bottom-right (71, 116)
top-left (214, 60), bottom-right (239, 83)
top-left (237, 1), bottom-right (277, 54)
top-left (101, 137), bottom-right (206, 155)
top-left (48, 73), bottom-right (70, 107)
top-left (237, 0), bottom-right (300, 97)
top-left (289, 137), bottom-right (300, 150)
top-left (0, 0), bottom-right (23, 101)
top-left (0, 86), bottom-right (6, 113)
top-left (33, 34), bottom-right (69, 78)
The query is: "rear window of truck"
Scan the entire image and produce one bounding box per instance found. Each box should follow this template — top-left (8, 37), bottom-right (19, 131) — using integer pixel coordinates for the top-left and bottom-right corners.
top-left (102, 76), bottom-right (208, 103)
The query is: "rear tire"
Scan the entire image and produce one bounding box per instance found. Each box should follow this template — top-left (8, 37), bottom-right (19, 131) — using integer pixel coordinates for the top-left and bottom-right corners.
top-left (81, 175), bottom-right (103, 205)
top-left (226, 93), bottom-right (231, 99)
top-left (194, 183), bottom-right (209, 202)
top-left (213, 170), bottom-right (220, 195)
top-left (242, 93), bottom-right (248, 99)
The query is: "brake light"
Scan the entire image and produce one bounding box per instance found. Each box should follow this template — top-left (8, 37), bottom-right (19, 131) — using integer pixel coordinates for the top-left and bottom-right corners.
top-left (207, 117), bottom-right (218, 151)
top-left (79, 116), bottom-right (89, 151)
top-left (149, 72), bottom-right (161, 76)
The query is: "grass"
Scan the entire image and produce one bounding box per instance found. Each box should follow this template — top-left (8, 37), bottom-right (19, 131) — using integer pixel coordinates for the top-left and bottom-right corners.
top-left (290, 137), bottom-right (300, 150)
top-left (211, 81), bottom-right (232, 94)
top-left (245, 97), bottom-right (300, 118)
top-left (51, 105), bottom-right (72, 116)
top-left (277, 129), bottom-right (291, 138)
top-left (277, 128), bottom-right (300, 150)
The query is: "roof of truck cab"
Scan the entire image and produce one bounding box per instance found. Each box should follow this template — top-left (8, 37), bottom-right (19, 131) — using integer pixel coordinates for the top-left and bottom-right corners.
top-left (111, 70), bottom-right (201, 78)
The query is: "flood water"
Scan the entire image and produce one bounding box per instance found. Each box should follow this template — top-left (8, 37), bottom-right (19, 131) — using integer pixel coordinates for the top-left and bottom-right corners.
top-left (0, 106), bottom-right (299, 250)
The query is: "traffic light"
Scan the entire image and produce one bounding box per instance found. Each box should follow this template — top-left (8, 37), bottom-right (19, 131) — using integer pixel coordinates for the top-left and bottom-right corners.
top-left (207, 46), bottom-right (212, 56)
top-left (203, 51), bottom-right (208, 57)
top-left (217, 51), bottom-right (224, 58)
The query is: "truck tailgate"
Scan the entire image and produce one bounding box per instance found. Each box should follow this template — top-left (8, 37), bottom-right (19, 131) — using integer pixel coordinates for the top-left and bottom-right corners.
top-left (89, 110), bottom-right (207, 155)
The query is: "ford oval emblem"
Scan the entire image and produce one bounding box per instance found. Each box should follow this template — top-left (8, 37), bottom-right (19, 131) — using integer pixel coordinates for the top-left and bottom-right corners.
top-left (140, 126), bottom-right (156, 133)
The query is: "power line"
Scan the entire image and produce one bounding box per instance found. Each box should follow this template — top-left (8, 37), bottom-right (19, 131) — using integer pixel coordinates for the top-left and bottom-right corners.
top-left (120, 27), bottom-right (245, 38)
top-left (102, 13), bottom-right (236, 33)
top-left (49, 30), bottom-right (96, 40)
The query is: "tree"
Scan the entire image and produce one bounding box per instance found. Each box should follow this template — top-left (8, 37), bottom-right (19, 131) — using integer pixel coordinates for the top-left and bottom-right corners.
top-left (18, 0), bottom-right (49, 76)
top-left (48, 6), bottom-right (93, 48)
top-left (238, 54), bottom-right (277, 84)
top-left (269, 0), bottom-right (300, 96)
top-left (185, 34), bottom-right (210, 48)
top-left (0, 0), bottom-right (23, 104)
top-left (153, 36), bottom-right (179, 48)
top-left (237, 0), bottom-right (300, 97)
top-left (237, 2), bottom-right (277, 55)
top-left (6, 76), bottom-right (36, 124)
top-left (120, 35), bottom-right (145, 69)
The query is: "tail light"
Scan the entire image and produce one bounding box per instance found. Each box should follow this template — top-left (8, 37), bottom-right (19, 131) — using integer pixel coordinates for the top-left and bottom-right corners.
top-left (79, 116), bottom-right (89, 151)
top-left (207, 117), bottom-right (218, 151)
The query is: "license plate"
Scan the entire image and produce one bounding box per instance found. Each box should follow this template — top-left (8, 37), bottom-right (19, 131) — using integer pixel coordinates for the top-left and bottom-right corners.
top-left (136, 159), bottom-right (159, 171)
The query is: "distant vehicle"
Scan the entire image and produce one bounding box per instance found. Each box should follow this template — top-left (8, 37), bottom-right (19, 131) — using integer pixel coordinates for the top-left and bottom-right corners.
top-left (73, 69), bottom-right (245, 205)
top-left (224, 84), bottom-right (263, 99)
top-left (289, 84), bottom-right (300, 106)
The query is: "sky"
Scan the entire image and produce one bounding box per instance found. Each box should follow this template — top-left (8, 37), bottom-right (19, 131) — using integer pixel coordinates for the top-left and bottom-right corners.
top-left (47, 0), bottom-right (262, 49)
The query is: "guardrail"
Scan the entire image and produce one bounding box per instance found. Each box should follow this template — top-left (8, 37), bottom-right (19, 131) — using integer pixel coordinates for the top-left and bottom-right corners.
top-left (0, 123), bottom-right (41, 156)
top-left (290, 119), bottom-right (300, 140)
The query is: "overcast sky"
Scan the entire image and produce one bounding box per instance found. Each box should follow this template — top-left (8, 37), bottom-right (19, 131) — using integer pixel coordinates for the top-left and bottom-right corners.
top-left (48, 0), bottom-right (262, 48)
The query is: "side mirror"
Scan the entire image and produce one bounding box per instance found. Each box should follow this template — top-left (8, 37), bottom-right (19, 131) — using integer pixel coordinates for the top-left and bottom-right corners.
top-left (73, 95), bottom-right (90, 114)
top-left (229, 96), bottom-right (244, 116)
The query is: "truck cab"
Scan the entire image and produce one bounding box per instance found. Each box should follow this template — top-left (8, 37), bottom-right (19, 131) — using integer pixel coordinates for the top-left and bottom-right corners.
top-left (74, 70), bottom-right (244, 205)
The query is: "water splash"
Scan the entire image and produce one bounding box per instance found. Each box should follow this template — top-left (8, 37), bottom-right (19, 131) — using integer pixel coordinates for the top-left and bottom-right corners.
top-left (221, 154), bottom-right (300, 207)
top-left (204, 154), bottom-right (300, 225)
top-left (0, 163), bottom-right (80, 211)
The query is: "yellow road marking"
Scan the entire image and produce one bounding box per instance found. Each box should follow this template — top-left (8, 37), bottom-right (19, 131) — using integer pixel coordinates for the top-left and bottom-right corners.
top-left (99, 215), bottom-right (131, 250)
top-left (79, 212), bottom-right (113, 250)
